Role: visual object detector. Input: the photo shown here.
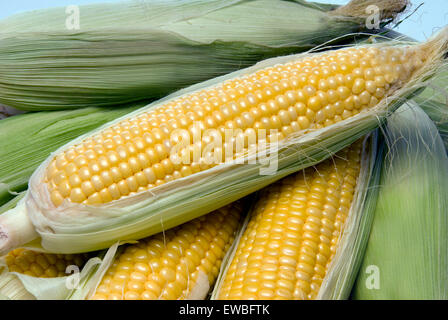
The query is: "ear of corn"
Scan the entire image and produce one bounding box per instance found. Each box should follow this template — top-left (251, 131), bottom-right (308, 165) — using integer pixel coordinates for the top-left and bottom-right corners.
top-left (211, 135), bottom-right (382, 300)
top-left (0, 0), bottom-right (407, 111)
top-left (352, 102), bottom-right (448, 300)
top-left (83, 200), bottom-right (246, 300)
top-left (0, 104), bottom-right (143, 206)
top-left (0, 197), bottom-right (120, 300)
top-left (0, 29), bottom-right (446, 255)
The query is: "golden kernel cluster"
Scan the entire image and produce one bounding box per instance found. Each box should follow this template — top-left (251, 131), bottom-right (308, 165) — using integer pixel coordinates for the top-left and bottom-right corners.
top-left (45, 45), bottom-right (424, 207)
top-left (90, 202), bottom-right (242, 300)
top-left (5, 248), bottom-right (89, 278)
top-left (218, 140), bottom-right (363, 300)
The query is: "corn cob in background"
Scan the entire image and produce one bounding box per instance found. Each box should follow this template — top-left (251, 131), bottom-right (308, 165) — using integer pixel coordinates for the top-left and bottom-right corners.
top-left (211, 135), bottom-right (382, 300)
top-left (0, 246), bottom-right (117, 300)
top-left (84, 200), bottom-right (245, 300)
top-left (0, 0), bottom-right (408, 111)
top-left (0, 104), bottom-right (144, 207)
top-left (0, 197), bottom-right (120, 300)
top-left (0, 27), bottom-right (446, 256)
top-left (352, 102), bottom-right (448, 300)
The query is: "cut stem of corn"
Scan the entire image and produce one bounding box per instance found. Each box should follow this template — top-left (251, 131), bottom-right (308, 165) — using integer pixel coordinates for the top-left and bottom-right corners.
top-left (0, 0), bottom-right (407, 110)
top-left (211, 135), bottom-right (382, 300)
top-left (352, 102), bottom-right (448, 300)
top-left (87, 200), bottom-right (245, 300)
top-left (1, 28), bottom-right (447, 255)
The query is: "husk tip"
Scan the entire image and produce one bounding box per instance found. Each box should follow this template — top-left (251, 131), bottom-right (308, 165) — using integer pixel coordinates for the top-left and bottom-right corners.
top-left (331, 0), bottom-right (409, 22)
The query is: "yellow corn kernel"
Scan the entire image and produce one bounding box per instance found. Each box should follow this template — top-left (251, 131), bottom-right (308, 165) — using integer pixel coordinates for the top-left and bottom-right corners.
top-left (217, 140), bottom-right (363, 300)
top-left (45, 45), bottom-right (426, 207)
top-left (90, 201), bottom-right (243, 300)
top-left (5, 248), bottom-right (89, 278)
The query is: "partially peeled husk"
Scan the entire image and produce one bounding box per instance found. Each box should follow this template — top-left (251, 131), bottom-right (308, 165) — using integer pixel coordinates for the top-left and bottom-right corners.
top-left (0, 197), bottom-right (120, 300)
top-left (0, 0), bottom-right (407, 111)
top-left (211, 133), bottom-right (383, 300)
top-left (352, 102), bottom-right (448, 300)
top-left (1, 29), bottom-right (447, 255)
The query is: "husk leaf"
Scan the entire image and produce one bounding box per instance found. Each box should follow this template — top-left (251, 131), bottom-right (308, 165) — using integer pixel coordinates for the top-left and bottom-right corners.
top-left (352, 102), bottom-right (448, 300)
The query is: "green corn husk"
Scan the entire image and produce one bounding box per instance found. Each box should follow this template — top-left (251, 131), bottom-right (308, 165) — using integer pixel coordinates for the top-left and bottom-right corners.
top-left (414, 69), bottom-right (448, 148)
top-left (0, 196), bottom-right (119, 300)
top-left (352, 102), bottom-right (448, 300)
top-left (0, 103), bottom-right (143, 206)
top-left (0, 28), bottom-right (445, 255)
top-left (211, 134), bottom-right (383, 300)
top-left (0, 0), bottom-right (407, 111)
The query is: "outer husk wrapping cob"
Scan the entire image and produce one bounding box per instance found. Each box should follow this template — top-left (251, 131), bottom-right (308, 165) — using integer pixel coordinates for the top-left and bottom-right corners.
top-left (211, 134), bottom-right (383, 300)
top-left (0, 197), bottom-right (120, 300)
top-left (0, 0), bottom-right (407, 111)
top-left (0, 104), bottom-right (143, 207)
top-left (352, 102), bottom-right (448, 300)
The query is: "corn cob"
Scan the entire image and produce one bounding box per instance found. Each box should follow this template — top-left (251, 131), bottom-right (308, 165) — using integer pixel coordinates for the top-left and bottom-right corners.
top-left (353, 102), bottom-right (448, 300)
top-left (0, 28), bottom-right (446, 255)
top-left (0, 0), bottom-right (407, 111)
top-left (0, 104), bottom-right (144, 206)
top-left (211, 136), bottom-right (381, 300)
top-left (88, 201), bottom-right (244, 300)
top-left (3, 249), bottom-right (89, 279)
